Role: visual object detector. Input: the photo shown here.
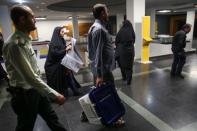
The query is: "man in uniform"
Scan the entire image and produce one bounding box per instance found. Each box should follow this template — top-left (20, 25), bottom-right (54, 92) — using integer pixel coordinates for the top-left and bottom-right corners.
top-left (171, 24), bottom-right (191, 79)
top-left (3, 5), bottom-right (67, 131)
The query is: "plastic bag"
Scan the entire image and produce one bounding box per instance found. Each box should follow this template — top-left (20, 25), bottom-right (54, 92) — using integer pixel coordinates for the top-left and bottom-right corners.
top-left (61, 38), bottom-right (84, 73)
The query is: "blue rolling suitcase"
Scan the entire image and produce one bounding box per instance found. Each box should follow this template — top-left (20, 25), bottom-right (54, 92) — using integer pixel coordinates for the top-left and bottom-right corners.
top-left (89, 82), bottom-right (125, 126)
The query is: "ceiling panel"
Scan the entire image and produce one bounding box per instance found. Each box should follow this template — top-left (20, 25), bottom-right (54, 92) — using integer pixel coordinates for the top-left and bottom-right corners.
top-left (0, 0), bottom-right (196, 20)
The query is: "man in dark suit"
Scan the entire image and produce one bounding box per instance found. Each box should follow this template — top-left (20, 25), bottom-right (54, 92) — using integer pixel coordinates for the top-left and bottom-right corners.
top-left (171, 24), bottom-right (191, 79)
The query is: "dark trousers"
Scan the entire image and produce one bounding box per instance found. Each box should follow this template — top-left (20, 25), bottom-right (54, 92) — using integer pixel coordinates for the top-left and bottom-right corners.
top-left (0, 63), bottom-right (7, 80)
top-left (117, 60), bottom-right (126, 80)
top-left (64, 72), bottom-right (81, 96)
top-left (171, 51), bottom-right (186, 75)
top-left (10, 88), bottom-right (66, 131)
top-left (117, 59), bottom-right (133, 83)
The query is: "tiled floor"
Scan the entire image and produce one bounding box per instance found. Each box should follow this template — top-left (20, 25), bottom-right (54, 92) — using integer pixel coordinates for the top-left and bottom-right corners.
top-left (1, 53), bottom-right (197, 131)
top-left (0, 90), bottom-right (158, 131)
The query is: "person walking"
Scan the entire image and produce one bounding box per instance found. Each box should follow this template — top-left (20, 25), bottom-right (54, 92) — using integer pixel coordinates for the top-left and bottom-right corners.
top-left (115, 20), bottom-right (135, 85)
top-left (171, 24), bottom-right (191, 79)
top-left (45, 26), bottom-right (82, 98)
top-left (87, 3), bottom-right (125, 126)
top-left (3, 4), bottom-right (67, 131)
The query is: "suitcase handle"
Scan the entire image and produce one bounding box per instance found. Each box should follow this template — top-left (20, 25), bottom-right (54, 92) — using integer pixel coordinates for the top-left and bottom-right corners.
top-left (90, 86), bottom-right (96, 89)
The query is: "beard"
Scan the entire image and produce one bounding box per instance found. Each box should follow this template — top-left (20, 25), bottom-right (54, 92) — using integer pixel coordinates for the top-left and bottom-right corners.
top-left (25, 19), bottom-right (36, 32)
top-left (27, 25), bottom-right (36, 33)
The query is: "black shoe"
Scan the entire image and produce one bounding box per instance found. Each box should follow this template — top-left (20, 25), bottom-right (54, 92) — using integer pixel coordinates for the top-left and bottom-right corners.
top-left (170, 72), bottom-right (176, 77)
top-left (177, 74), bottom-right (184, 79)
top-left (64, 90), bottom-right (69, 98)
top-left (171, 74), bottom-right (176, 78)
top-left (127, 81), bottom-right (131, 85)
top-left (122, 77), bottom-right (126, 81)
top-left (80, 112), bottom-right (88, 122)
top-left (127, 78), bottom-right (132, 85)
top-left (73, 92), bottom-right (83, 96)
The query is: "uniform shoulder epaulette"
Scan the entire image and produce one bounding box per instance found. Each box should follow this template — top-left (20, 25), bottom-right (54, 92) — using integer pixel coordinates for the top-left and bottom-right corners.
top-left (15, 36), bottom-right (25, 46)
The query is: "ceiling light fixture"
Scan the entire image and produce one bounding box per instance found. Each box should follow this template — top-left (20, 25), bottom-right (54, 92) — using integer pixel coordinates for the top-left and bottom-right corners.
top-left (15, 0), bottom-right (26, 4)
top-left (35, 17), bottom-right (47, 20)
top-left (157, 10), bottom-right (172, 13)
top-left (67, 16), bottom-right (72, 19)
top-left (66, 16), bottom-right (79, 20)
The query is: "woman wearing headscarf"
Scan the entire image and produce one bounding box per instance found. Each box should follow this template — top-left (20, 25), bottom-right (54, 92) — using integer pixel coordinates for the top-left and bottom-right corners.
top-left (0, 32), bottom-right (9, 83)
top-left (115, 20), bottom-right (135, 85)
top-left (45, 27), bottom-right (81, 97)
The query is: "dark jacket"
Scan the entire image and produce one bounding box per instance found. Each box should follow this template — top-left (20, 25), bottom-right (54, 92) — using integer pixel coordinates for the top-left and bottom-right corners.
top-left (115, 20), bottom-right (135, 69)
top-left (171, 30), bottom-right (186, 53)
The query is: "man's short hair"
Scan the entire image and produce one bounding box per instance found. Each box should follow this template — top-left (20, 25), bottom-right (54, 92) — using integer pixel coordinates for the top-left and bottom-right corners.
top-left (92, 4), bottom-right (106, 19)
top-left (182, 24), bottom-right (191, 30)
top-left (10, 5), bottom-right (30, 25)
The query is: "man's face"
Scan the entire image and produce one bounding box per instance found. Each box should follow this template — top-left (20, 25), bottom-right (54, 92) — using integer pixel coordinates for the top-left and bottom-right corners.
top-left (20, 6), bottom-right (36, 32)
top-left (102, 7), bottom-right (109, 22)
top-left (185, 27), bottom-right (191, 34)
top-left (25, 8), bottom-right (36, 32)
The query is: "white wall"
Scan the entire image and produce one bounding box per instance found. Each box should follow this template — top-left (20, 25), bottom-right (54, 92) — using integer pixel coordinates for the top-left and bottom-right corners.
top-left (35, 19), bottom-right (93, 41)
top-left (36, 20), bottom-right (67, 41)
top-left (149, 43), bottom-right (172, 57)
top-left (0, 6), bottom-right (12, 40)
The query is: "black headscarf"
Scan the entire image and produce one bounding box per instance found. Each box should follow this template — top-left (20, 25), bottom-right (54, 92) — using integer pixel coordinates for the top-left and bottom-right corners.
top-left (49, 26), bottom-right (66, 47)
top-left (116, 20), bottom-right (135, 44)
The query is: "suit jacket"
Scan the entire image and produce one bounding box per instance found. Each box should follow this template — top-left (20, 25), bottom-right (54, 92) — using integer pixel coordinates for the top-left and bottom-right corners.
top-left (172, 30), bottom-right (186, 53)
